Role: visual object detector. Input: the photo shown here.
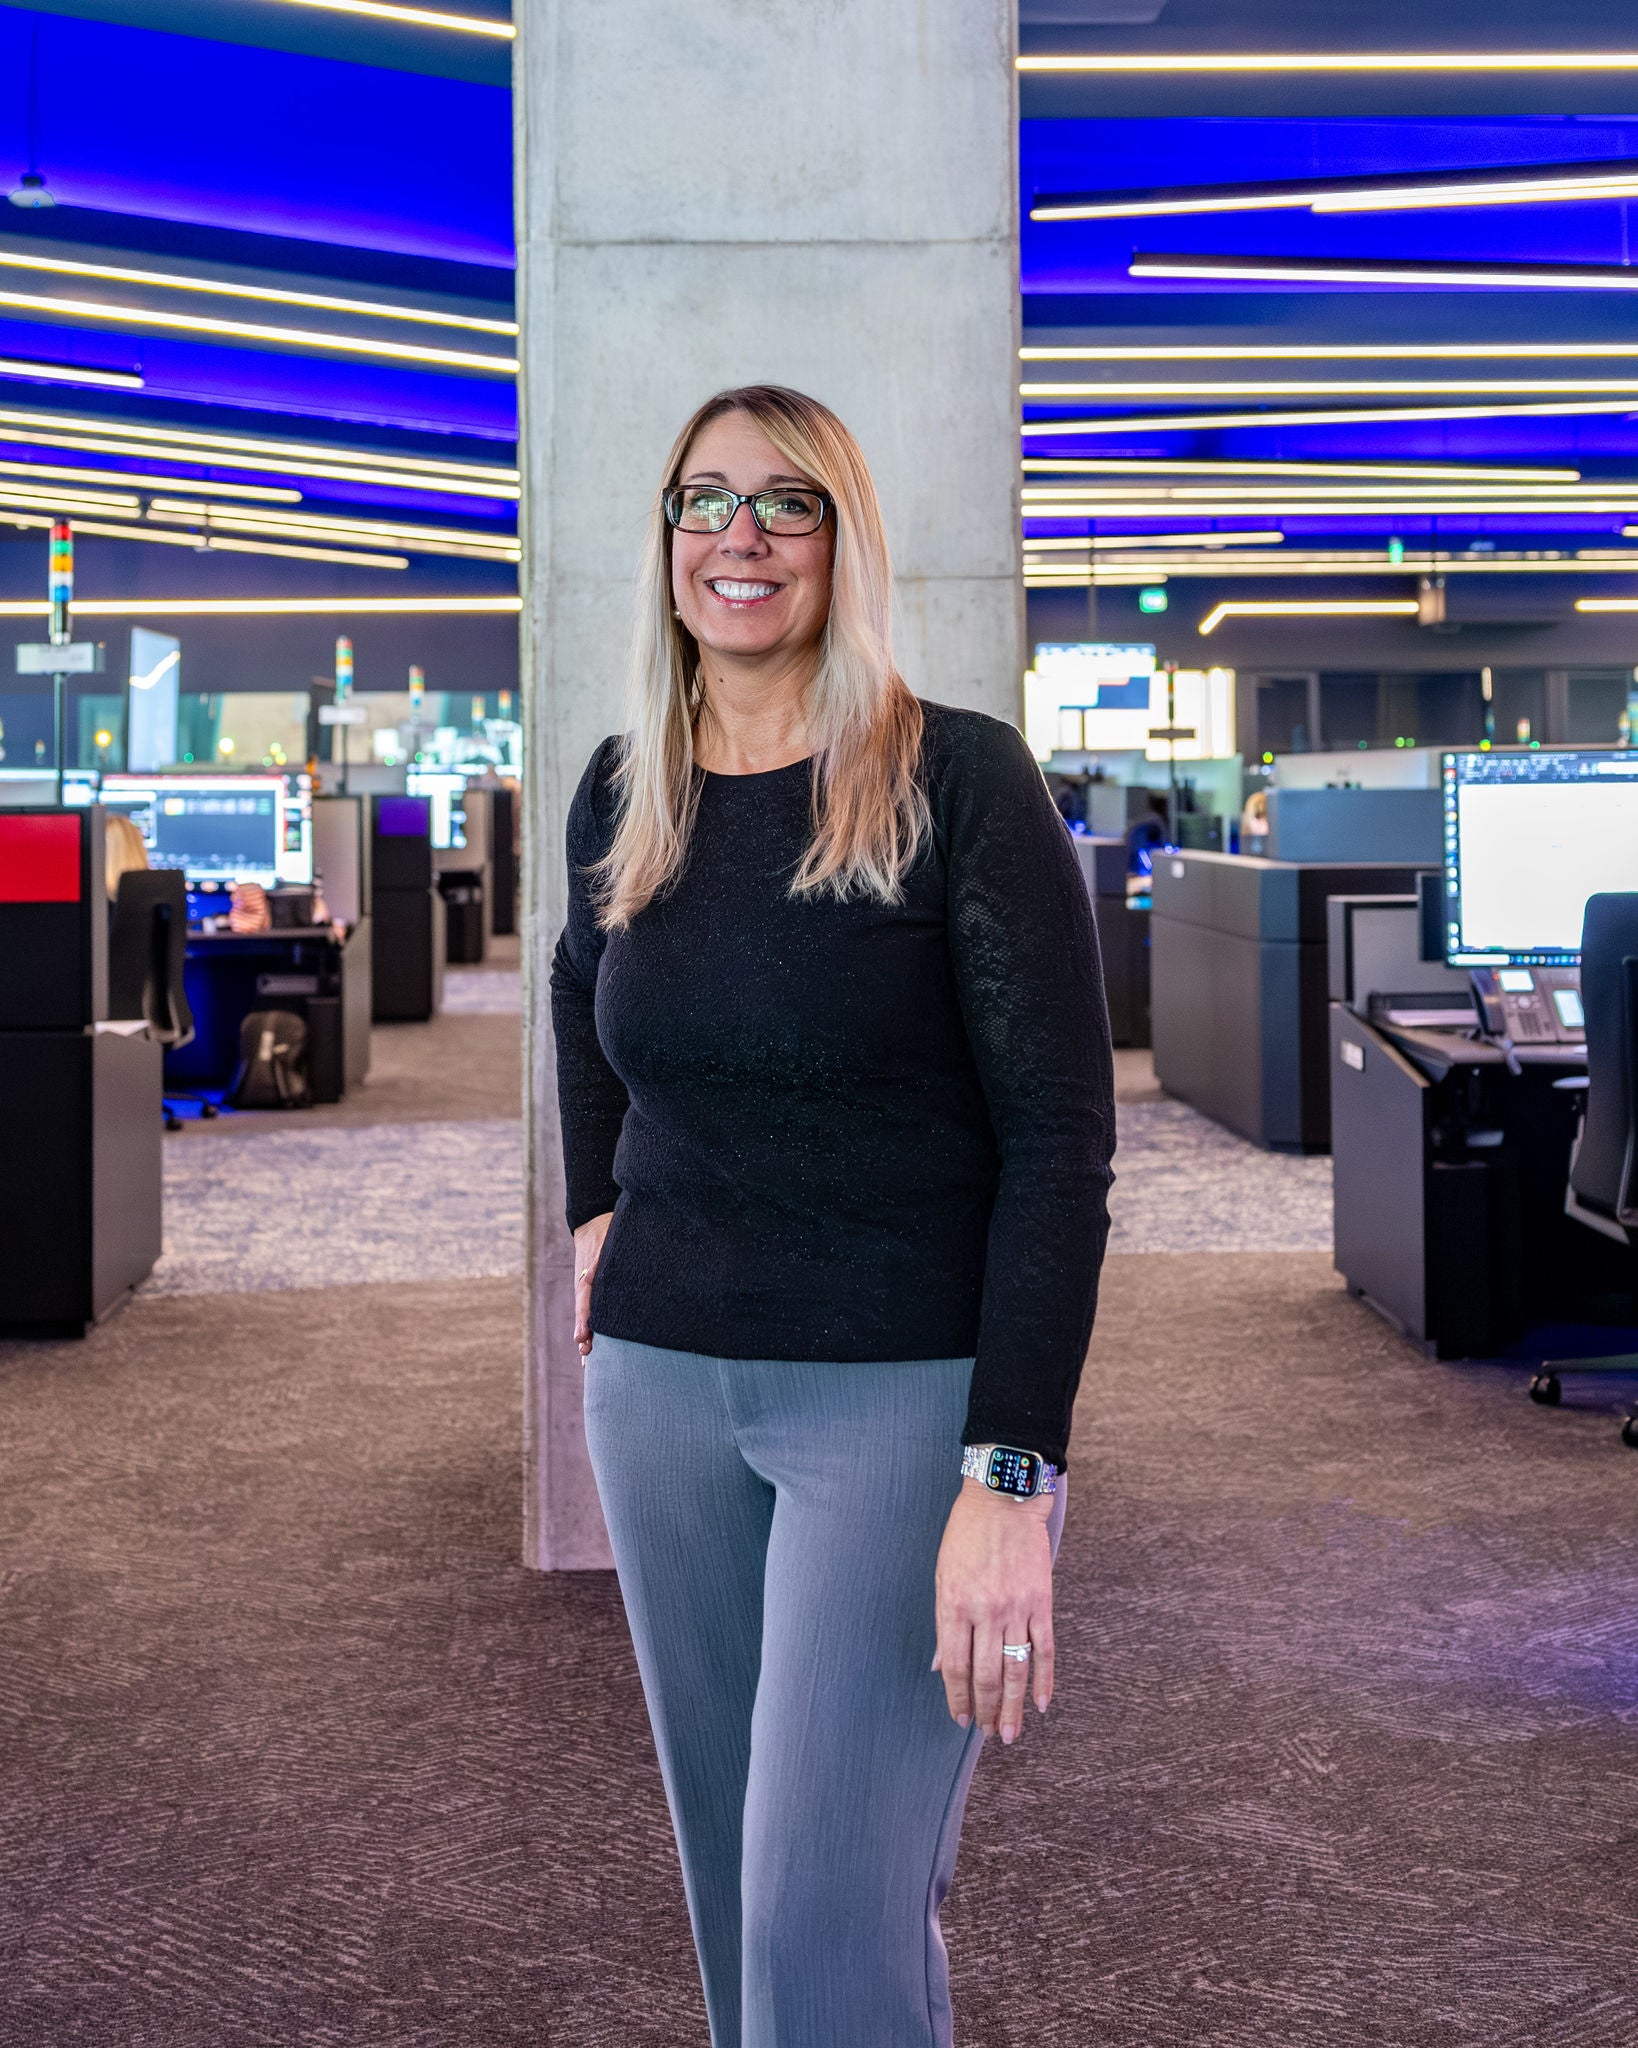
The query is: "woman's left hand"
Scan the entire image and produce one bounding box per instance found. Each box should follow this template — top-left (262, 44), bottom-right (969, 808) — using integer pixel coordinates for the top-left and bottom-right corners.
top-left (933, 1476), bottom-right (1062, 1745)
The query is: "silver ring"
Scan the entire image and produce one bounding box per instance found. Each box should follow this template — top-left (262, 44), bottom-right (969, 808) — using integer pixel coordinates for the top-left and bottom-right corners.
top-left (1001, 1642), bottom-right (1032, 1662)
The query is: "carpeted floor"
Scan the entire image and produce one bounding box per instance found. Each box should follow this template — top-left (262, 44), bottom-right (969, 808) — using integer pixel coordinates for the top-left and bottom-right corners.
top-left (3, 1007), bottom-right (1637, 2044)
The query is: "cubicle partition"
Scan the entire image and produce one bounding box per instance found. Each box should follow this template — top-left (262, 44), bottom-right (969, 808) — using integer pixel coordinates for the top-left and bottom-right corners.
top-left (1151, 850), bottom-right (1426, 1151)
top-left (0, 807), bottom-right (161, 1334)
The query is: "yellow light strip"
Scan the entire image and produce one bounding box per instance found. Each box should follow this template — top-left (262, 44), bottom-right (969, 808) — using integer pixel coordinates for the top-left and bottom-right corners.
top-left (0, 458), bottom-right (298, 502)
top-left (0, 404), bottom-right (518, 483)
top-left (269, 0), bottom-right (513, 38)
top-left (1575, 598), bottom-right (1638, 611)
top-left (1021, 399), bottom-right (1638, 436)
top-left (0, 428), bottom-right (517, 499)
top-left (0, 510), bottom-right (413, 569)
top-left (1024, 379), bottom-right (1638, 398)
top-left (0, 248), bottom-right (517, 336)
top-left (0, 484), bottom-right (139, 514)
top-left (1018, 53), bottom-right (1638, 74)
top-left (1199, 599), bottom-right (1421, 634)
top-left (202, 536), bottom-right (410, 569)
top-left (146, 497), bottom-right (519, 556)
top-left (1021, 344), bottom-right (1638, 363)
top-left (0, 596), bottom-right (523, 617)
top-left (0, 285), bottom-right (518, 373)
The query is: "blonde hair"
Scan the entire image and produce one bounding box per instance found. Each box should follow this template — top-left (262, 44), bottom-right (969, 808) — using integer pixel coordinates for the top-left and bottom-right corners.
top-left (594, 385), bottom-right (927, 930)
top-left (104, 812), bottom-right (150, 901)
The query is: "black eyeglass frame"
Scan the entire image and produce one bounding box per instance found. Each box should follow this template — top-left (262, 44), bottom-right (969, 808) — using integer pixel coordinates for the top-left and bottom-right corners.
top-left (662, 484), bottom-right (832, 537)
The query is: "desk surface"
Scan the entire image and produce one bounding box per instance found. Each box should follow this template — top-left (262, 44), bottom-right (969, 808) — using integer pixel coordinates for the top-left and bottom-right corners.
top-left (1381, 1021), bottom-right (1587, 1072)
top-left (187, 924), bottom-right (347, 947)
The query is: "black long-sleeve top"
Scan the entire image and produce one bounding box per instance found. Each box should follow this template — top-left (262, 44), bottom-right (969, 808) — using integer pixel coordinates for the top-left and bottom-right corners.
top-left (549, 700), bottom-right (1115, 1469)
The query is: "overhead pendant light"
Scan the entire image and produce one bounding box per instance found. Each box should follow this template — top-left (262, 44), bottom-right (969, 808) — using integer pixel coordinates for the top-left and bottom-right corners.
top-left (9, 27), bottom-right (54, 209)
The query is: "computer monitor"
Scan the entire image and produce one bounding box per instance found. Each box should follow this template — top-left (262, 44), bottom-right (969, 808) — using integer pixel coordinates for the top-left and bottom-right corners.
top-left (100, 773), bottom-right (312, 888)
top-left (1441, 748), bottom-right (1638, 966)
top-left (406, 767), bottom-right (468, 851)
top-left (0, 767), bottom-right (99, 806)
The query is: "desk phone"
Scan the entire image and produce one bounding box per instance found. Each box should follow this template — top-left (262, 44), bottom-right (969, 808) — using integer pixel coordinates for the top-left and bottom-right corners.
top-left (1470, 966), bottom-right (1584, 1045)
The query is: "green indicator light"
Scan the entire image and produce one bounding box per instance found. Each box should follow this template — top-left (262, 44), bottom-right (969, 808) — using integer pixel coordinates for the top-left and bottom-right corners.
top-left (1388, 537), bottom-right (1404, 565)
top-left (1137, 586), bottom-right (1168, 614)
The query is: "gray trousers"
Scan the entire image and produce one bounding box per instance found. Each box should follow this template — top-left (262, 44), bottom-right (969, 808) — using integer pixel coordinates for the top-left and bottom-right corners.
top-left (583, 1335), bottom-right (1065, 2048)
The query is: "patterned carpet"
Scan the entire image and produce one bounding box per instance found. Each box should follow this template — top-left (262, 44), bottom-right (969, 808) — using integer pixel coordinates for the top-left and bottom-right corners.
top-left (2, 996), bottom-right (1636, 2045)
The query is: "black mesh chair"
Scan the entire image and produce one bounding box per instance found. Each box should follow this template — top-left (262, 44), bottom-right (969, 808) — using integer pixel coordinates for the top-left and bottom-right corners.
top-left (109, 869), bottom-right (204, 1132)
top-left (1528, 892), bottom-right (1638, 1445)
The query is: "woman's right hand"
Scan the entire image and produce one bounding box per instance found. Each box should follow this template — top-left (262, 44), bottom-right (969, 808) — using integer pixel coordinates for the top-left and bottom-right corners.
top-left (572, 1211), bottom-right (614, 1357)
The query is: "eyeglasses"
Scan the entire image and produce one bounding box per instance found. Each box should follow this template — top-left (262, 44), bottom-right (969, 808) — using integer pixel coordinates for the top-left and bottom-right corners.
top-left (664, 484), bottom-right (830, 536)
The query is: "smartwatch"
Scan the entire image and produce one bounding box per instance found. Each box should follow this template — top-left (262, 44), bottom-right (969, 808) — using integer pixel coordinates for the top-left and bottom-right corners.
top-left (962, 1442), bottom-right (1058, 1500)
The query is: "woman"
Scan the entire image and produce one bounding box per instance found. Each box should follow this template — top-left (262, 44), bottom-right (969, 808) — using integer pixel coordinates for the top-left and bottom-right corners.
top-left (551, 386), bottom-right (1114, 2047)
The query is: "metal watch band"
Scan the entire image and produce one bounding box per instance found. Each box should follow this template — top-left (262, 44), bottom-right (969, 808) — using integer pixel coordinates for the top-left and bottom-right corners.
top-left (961, 1442), bottom-right (1059, 1497)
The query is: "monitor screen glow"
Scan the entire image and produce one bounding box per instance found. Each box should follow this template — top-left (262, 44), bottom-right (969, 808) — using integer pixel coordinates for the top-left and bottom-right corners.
top-left (100, 773), bottom-right (312, 888)
top-left (1442, 749), bottom-right (1638, 966)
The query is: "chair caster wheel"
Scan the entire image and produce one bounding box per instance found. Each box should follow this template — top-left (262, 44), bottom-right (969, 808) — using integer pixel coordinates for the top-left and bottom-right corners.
top-left (1621, 1412), bottom-right (1638, 1450)
top-left (1529, 1373), bottom-right (1562, 1406)
top-left (164, 1113), bottom-right (181, 1133)
top-left (201, 1102), bottom-right (219, 1119)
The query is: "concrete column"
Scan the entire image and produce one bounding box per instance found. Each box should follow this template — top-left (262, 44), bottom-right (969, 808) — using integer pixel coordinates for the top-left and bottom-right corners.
top-left (516, 0), bottom-right (1023, 1569)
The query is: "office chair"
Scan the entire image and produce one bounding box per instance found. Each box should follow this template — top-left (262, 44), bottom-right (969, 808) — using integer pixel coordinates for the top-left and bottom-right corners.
top-left (1527, 892), bottom-right (1638, 1447)
top-left (109, 870), bottom-right (207, 1133)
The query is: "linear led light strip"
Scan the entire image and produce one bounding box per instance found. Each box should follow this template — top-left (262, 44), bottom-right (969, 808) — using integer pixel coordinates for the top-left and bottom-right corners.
top-left (0, 354), bottom-right (140, 390)
top-left (0, 459), bottom-right (299, 502)
top-left (1024, 380), bottom-right (1638, 398)
top-left (1130, 253), bottom-right (1638, 292)
top-left (1578, 599), bottom-right (1638, 611)
top-left (0, 285), bottom-right (518, 374)
top-left (1022, 345), bottom-right (1638, 363)
top-left (0, 596), bottom-right (523, 617)
top-left (1022, 481), bottom-right (1636, 499)
top-left (146, 501), bottom-right (518, 560)
top-left (0, 404), bottom-right (520, 489)
top-left (0, 482), bottom-right (138, 514)
top-left (1023, 530), bottom-right (1285, 551)
top-left (18, 433), bottom-right (522, 501)
top-left (1030, 162), bottom-right (1638, 220)
top-left (1025, 499), bottom-right (1638, 516)
top-left (1197, 600), bottom-right (1421, 635)
top-left (0, 248), bottom-right (516, 336)
top-left (0, 509), bottom-right (409, 568)
top-left (267, 0), bottom-right (512, 38)
top-left (1017, 53), bottom-right (1638, 73)
top-left (1026, 556), bottom-right (1638, 579)
top-left (1022, 456), bottom-right (1584, 480)
top-left (1021, 399), bottom-right (1638, 437)
top-left (1, 509), bottom-right (412, 567)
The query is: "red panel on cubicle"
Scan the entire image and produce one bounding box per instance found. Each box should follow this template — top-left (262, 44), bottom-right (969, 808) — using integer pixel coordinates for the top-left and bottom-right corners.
top-left (0, 813), bottom-right (82, 903)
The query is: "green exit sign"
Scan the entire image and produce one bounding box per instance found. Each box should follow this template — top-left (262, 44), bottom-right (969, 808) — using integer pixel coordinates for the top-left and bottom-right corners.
top-left (1137, 587), bottom-right (1168, 614)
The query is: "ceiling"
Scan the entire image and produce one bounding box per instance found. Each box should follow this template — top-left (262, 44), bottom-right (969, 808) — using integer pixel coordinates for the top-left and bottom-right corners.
top-left (0, 1), bottom-right (517, 609)
top-left (1020, 30), bottom-right (1638, 632)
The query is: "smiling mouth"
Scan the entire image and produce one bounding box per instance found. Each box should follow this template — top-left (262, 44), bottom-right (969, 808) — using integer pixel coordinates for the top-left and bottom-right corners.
top-left (706, 578), bottom-right (782, 605)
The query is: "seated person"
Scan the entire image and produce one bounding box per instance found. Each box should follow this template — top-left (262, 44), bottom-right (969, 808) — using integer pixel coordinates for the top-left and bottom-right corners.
top-left (104, 813), bottom-right (151, 900)
top-left (1240, 789), bottom-right (1270, 844)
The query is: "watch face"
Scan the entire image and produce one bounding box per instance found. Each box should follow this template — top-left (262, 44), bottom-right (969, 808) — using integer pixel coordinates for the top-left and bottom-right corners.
top-left (985, 1447), bottom-right (1041, 1497)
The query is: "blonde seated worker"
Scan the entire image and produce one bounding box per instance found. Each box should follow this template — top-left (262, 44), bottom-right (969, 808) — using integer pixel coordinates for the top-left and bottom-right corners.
top-left (104, 813), bottom-right (150, 901)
